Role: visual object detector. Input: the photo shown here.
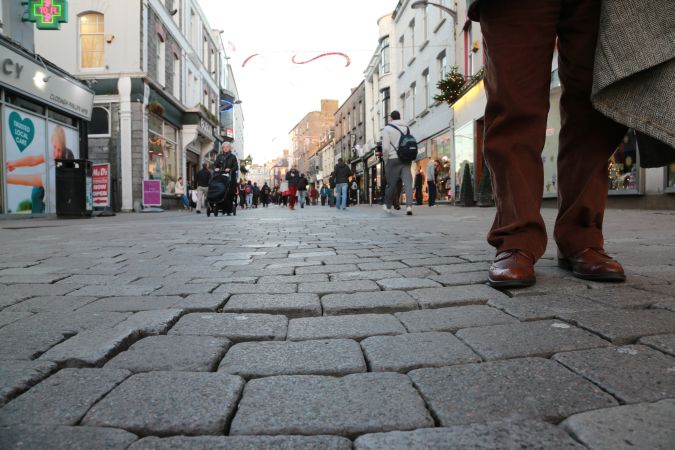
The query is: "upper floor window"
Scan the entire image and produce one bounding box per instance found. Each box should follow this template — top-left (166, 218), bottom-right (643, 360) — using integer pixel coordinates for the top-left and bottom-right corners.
top-left (157, 35), bottom-right (166, 87)
top-left (79, 13), bottom-right (104, 69)
top-left (422, 69), bottom-right (430, 109)
top-left (408, 20), bottom-right (415, 61)
top-left (422, 5), bottom-right (429, 42)
top-left (399, 36), bottom-right (405, 69)
top-left (379, 36), bottom-right (390, 74)
top-left (464, 25), bottom-right (474, 77)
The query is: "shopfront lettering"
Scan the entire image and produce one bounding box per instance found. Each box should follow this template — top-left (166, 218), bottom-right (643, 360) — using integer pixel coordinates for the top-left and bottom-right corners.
top-left (2, 59), bottom-right (24, 79)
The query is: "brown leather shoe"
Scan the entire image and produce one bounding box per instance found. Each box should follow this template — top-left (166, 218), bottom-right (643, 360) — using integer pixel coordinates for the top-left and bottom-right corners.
top-left (487, 250), bottom-right (536, 289)
top-left (558, 248), bottom-right (625, 282)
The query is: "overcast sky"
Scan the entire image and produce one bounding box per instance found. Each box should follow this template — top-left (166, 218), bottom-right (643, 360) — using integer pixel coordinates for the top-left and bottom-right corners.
top-left (200, 0), bottom-right (397, 164)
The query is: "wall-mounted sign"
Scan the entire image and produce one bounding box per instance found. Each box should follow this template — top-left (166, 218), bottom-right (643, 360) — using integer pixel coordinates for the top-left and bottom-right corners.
top-left (27, 0), bottom-right (69, 30)
top-left (92, 163), bottom-right (110, 207)
top-left (225, 128), bottom-right (234, 138)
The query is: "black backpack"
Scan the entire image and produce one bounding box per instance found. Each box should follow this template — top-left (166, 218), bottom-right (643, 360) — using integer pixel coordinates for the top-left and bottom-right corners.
top-left (387, 124), bottom-right (418, 163)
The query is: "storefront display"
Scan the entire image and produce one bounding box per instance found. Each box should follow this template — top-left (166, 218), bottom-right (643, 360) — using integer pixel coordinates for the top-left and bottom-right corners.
top-left (667, 164), bottom-right (675, 191)
top-left (608, 129), bottom-right (639, 193)
top-left (454, 121), bottom-right (475, 203)
top-left (543, 90), bottom-right (561, 197)
top-left (430, 131), bottom-right (452, 200)
top-left (147, 115), bottom-right (179, 193)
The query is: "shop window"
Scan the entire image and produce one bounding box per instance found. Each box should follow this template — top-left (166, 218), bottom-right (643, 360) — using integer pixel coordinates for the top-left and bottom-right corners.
top-left (5, 91), bottom-right (45, 115)
top-left (454, 121), bottom-right (476, 202)
top-left (147, 115), bottom-right (178, 193)
top-left (608, 129), bottom-right (639, 193)
top-left (89, 106), bottom-right (110, 136)
top-left (666, 164), bottom-right (675, 191)
top-left (79, 13), bottom-right (105, 69)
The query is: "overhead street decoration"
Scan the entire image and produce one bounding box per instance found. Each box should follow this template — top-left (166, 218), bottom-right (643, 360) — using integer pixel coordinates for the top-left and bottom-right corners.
top-left (241, 52), bottom-right (351, 68)
top-left (26, 0), bottom-right (69, 30)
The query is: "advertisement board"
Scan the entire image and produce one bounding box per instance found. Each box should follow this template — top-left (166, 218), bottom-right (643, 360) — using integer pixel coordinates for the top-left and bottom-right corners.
top-left (92, 163), bottom-right (110, 207)
top-left (143, 180), bottom-right (162, 207)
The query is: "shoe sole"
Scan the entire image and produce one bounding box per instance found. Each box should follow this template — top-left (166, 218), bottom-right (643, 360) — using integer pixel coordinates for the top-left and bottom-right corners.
top-left (487, 276), bottom-right (536, 289)
top-left (557, 259), bottom-right (626, 282)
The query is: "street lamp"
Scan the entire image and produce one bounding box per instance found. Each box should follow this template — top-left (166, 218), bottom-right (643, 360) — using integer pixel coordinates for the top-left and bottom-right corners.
top-left (410, 1), bottom-right (458, 24)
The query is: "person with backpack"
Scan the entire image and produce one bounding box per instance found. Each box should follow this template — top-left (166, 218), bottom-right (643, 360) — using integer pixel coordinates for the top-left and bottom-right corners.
top-left (297, 173), bottom-right (309, 208)
top-left (333, 158), bottom-right (352, 210)
top-left (381, 110), bottom-right (418, 216)
top-left (261, 182), bottom-right (271, 207)
top-left (285, 167), bottom-right (300, 210)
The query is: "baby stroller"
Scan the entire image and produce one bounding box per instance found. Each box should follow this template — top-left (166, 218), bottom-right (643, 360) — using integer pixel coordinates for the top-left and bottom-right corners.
top-left (206, 168), bottom-right (237, 217)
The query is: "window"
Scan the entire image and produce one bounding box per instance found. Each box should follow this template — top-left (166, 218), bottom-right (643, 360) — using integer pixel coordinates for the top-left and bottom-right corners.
top-left (422, 5), bottom-right (429, 41)
top-left (400, 93), bottom-right (406, 121)
top-left (190, 9), bottom-right (198, 48)
top-left (380, 88), bottom-right (390, 128)
top-left (379, 36), bottom-right (390, 74)
top-left (157, 35), bottom-right (166, 87)
top-left (173, 54), bottom-right (181, 100)
top-left (409, 20), bottom-right (415, 61)
top-left (89, 106), bottom-right (110, 136)
top-left (148, 115), bottom-right (179, 193)
top-left (79, 13), bottom-right (104, 68)
top-left (422, 69), bottom-right (430, 110)
top-left (438, 51), bottom-right (448, 79)
top-left (172, 0), bottom-right (180, 27)
top-left (203, 36), bottom-right (208, 65)
top-left (464, 25), bottom-right (474, 77)
top-left (410, 82), bottom-right (417, 117)
top-left (399, 36), bottom-right (405, 70)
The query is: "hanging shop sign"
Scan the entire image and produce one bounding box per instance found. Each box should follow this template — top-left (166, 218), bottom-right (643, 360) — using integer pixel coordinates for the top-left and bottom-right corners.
top-left (92, 163), bottom-right (110, 207)
top-left (26, 0), bottom-right (69, 31)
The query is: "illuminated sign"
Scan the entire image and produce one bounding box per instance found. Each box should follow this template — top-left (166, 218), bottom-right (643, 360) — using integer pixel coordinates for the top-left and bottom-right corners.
top-left (26, 0), bottom-right (68, 30)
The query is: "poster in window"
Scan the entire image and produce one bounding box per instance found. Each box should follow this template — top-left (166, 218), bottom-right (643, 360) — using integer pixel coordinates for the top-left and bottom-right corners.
top-left (46, 122), bottom-right (80, 213)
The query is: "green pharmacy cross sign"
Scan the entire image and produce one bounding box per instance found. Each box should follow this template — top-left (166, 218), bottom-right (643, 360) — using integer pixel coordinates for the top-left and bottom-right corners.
top-left (26, 0), bottom-right (68, 30)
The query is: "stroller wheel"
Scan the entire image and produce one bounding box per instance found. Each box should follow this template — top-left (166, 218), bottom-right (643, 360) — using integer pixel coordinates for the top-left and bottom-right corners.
top-left (214, 209), bottom-right (218, 217)
top-left (206, 208), bottom-right (211, 217)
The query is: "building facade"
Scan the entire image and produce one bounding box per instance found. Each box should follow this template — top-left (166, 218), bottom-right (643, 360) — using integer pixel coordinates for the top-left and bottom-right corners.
top-left (335, 82), bottom-right (366, 201)
top-left (289, 99), bottom-right (338, 177)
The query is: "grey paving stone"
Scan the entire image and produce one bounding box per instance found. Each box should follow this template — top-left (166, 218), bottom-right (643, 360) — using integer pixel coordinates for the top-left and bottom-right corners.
top-left (128, 435), bottom-right (352, 450)
top-left (395, 267), bottom-right (436, 278)
top-left (295, 264), bottom-right (359, 275)
top-left (410, 285), bottom-right (508, 309)
top-left (82, 372), bottom-right (244, 437)
top-left (361, 332), bottom-right (480, 372)
top-left (0, 425), bottom-right (138, 450)
top-left (0, 331), bottom-right (69, 360)
top-left (432, 262), bottom-right (488, 275)
top-left (357, 261), bottom-right (407, 271)
top-left (0, 284), bottom-right (81, 302)
top-left (409, 358), bottom-right (617, 425)
top-left (503, 269), bottom-right (590, 297)
top-left (190, 276), bottom-right (257, 284)
top-left (560, 309), bottom-right (675, 344)
top-left (488, 294), bottom-right (611, 321)
top-left (171, 294), bottom-right (229, 312)
top-left (322, 291), bottom-right (418, 315)
top-left (222, 294), bottom-right (321, 318)
top-left (0, 360), bottom-right (57, 406)
top-left (38, 327), bottom-right (138, 367)
top-left (354, 419), bottom-right (584, 449)
top-left (298, 280), bottom-right (380, 295)
top-left (561, 399), bottom-right (675, 450)
top-left (429, 271), bottom-right (489, 286)
top-left (553, 345), bottom-right (675, 404)
top-left (456, 320), bottom-right (612, 360)
top-left (229, 373), bottom-right (433, 438)
top-left (639, 334), bottom-right (675, 356)
top-left (330, 270), bottom-right (400, 281)
top-left (0, 274), bottom-right (69, 284)
top-left (77, 296), bottom-right (183, 312)
top-left (3, 296), bottom-right (98, 313)
top-left (234, 267), bottom-right (295, 277)
top-left (401, 256), bottom-right (465, 267)
top-left (106, 335), bottom-right (230, 373)
top-left (151, 283), bottom-right (218, 296)
top-left (0, 368), bottom-right (130, 425)
top-left (0, 311), bottom-right (32, 329)
top-left (578, 286), bottom-right (675, 309)
top-left (257, 274), bottom-right (329, 284)
top-left (653, 298), bottom-right (675, 312)
top-left (0, 311), bottom-right (130, 335)
top-left (219, 339), bottom-right (366, 378)
top-left (69, 284), bottom-right (161, 297)
top-left (115, 309), bottom-right (184, 335)
top-left (56, 274), bottom-right (134, 285)
top-left (287, 314), bottom-right (406, 341)
top-left (214, 283), bottom-right (297, 295)
top-left (396, 305), bottom-right (517, 333)
top-left (169, 313), bottom-right (288, 342)
top-left (376, 278), bottom-right (442, 290)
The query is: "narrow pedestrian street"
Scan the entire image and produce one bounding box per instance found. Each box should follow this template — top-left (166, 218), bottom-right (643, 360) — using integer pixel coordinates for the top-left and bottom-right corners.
top-left (0, 205), bottom-right (674, 449)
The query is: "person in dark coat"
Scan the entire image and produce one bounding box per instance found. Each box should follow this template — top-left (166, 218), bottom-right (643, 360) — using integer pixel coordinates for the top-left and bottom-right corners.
top-left (285, 168), bottom-right (300, 210)
top-left (414, 169), bottom-right (424, 205)
top-left (214, 142), bottom-right (238, 214)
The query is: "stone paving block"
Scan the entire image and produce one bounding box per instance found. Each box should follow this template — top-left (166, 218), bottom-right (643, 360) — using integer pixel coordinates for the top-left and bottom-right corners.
top-left (219, 339), bottom-right (366, 378)
top-left (171, 294), bottom-right (229, 312)
top-left (129, 435), bottom-right (353, 450)
top-left (429, 271), bottom-right (489, 286)
top-left (106, 335), bottom-right (231, 373)
top-left (229, 373), bottom-right (433, 437)
top-left (0, 311), bottom-right (128, 335)
top-left (222, 294), bottom-right (321, 318)
top-left (56, 274), bottom-right (135, 285)
top-left (115, 309), bottom-right (184, 335)
top-left (456, 320), bottom-right (612, 360)
top-left (0, 293), bottom-right (31, 311)
top-left (354, 419), bottom-right (584, 450)
top-left (235, 267), bottom-right (295, 277)
top-left (0, 284), bottom-right (81, 302)
top-left (0, 331), bottom-right (69, 360)
top-left (77, 296), bottom-right (183, 312)
top-left (151, 283), bottom-right (218, 296)
top-left (298, 280), bottom-right (380, 295)
top-left (395, 267), bottom-right (436, 278)
top-left (330, 270), bottom-right (400, 281)
top-left (376, 278), bottom-right (442, 290)
top-left (410, 285), bottom-right (508, 309)
top-left (69, 284), bottom-right (161, 297)
top-left (82, 372), bottom-right (245, 437)
top-left (637, 283), bottom-right (675, 298)
top-left (577, 286), bottom-right (675, 309)
top-left (169, 313), bottom-right (288, 342)
top-left (288, 314), bottom-right (406, 341)
top-left (653, 298), bottom-right (675, 312)
top-left (488, 293), bottom-right (610, 321)
top-left (559, 309), bottom-right (675, 344)
top-left (0, 311), bottom-right (32, 329)
top-left (639, 333), bottom-right (675, 356)
top-left (361, 332), bottom-right (480, 372)
top-left (38, 327), bottom-right (139, 367)
top-left (0, 360), bottom-right (57, 406)
top-left (553, 345), bottom-right (675, 404)
top-left (408, 358), bottom-right (617, 425)
top-left (396, 305), bottom-right (517, 333)
top-left (503, 269), bottom-right (590, 297)
top-left (0, 368), bottom-right (130, 425)
top-left (0, 274), bottom-right (68, 284)
top-left (401, 256), bottom-right (465, 267)
top-left (321, 291), bottom-right (418, 315)
top-left (432, 262), bottom-right (488, 275)
top-left (3, 296), bottom-right (98, 313)
top-left (295, 264), bottom-right (359, 275)
top-left (214, 283), bottom-right (297, 295)
top-left (357, 261), bottom-right (407, 271)
top-left (258, 274), bottom-right (329, 284)
top-left (0, 425), bottom-right (138, 450)
top-left (561, 399), bottom-right (675, 450)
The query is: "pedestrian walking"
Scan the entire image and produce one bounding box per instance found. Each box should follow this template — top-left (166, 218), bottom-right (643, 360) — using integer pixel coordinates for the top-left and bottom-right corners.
top-left (328, 172), bottom-right (336, 207)
top-left (350, 179), bottom-right (359, 206)
top-left (414, 169), bottom-right (424, 205)
top-left (194, 163), bottom-right (211, 214)
top-left (333, 158), bottom-right (352, 210)
top-left (381, 110), bottom-right (414, 216)
top-left (245, 181), bottom-right (253, 208)
top-left (285, 167), bottom-right (300, 210)
top-left (252, 182), bottom-right (260, 208)
top-left (469, 0), bottom-right (628, 288)
top-left (320, 183), bottom-right (328, 206)
top-left (261, 182), bottom-right (271, 207)
top-left (297, 173), bottom-right (309, 208)
top-left (310, 185), bottom-right (319, 206)
top-left (426, 159), bottom-right (439, 207)
top-left (238, 180), bottom-right (247, 208)
top-left (213, 142), bottom-right (239, 215)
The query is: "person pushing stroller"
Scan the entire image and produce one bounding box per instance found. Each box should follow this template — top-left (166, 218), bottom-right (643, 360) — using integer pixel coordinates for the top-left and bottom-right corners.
top-left (212, 142), bottom-right (239, 215)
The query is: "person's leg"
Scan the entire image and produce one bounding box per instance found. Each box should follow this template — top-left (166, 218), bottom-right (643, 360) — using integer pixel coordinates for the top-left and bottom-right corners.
top-left (335, 185), bottom-right (342, 209)
top-left (401, 165), bottom-right (413, 208)
top-left (341, 184), bottom-right (348, 209)
top-left (553, 0), bottom-right (627, 258)
top-left (481, 0), bottom-right (560, 261)
top-left (428, 181), bottom-right (436, 206)
top-left (300, 191), bottom-right (305, 208)
top-left (384, 159), bottom-right (400, 209)
top-left (289, 186), bottom-right (297, 209)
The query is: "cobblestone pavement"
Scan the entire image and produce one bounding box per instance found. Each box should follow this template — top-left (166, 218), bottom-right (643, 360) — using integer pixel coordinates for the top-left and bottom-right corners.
top-left (1, 205), bottom-right (674, 449)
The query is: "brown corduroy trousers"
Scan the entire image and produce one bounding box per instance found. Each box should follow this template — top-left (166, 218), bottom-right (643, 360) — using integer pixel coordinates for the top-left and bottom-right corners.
top-left (480, 0), bottom-right (626, 261)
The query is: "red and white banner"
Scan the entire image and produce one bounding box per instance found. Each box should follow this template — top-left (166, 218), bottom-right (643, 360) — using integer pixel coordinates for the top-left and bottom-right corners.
top-left (92, 163), bottom-right (110, 207)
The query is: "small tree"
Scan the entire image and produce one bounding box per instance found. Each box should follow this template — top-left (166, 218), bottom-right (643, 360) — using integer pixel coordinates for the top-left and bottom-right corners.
top-left (434, 67), bottom-right (468, 106)
top-left (477, 162), bottom-right (494, 207)
top-left (460, 163), bottom-right (475, 207)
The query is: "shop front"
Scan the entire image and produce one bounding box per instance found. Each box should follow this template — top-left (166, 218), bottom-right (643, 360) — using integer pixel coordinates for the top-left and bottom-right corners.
top-left (366, 151), bottom-right (384, 205)
top-left (0, 38), bottom-right (94, 216)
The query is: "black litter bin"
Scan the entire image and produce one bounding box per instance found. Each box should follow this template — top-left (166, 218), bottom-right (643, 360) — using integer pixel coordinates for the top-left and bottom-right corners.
top-left (56, 159), bottom-right (93, 217)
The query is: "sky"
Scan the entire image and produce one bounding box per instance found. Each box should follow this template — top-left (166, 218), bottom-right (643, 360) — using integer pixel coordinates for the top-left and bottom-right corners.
top-left (199, 0), bottom-right (397, 165)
